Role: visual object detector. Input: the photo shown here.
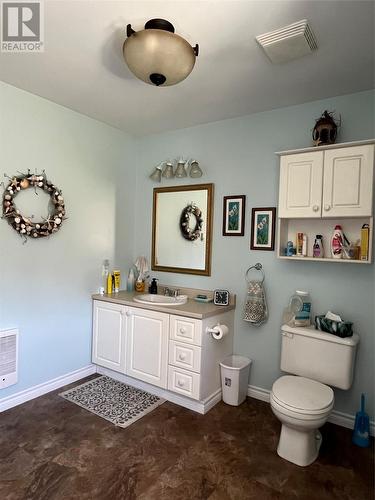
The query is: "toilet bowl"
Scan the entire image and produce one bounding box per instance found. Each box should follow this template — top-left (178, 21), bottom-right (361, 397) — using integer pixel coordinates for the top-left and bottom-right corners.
top-left (270, 375), bottom-right (334, 467)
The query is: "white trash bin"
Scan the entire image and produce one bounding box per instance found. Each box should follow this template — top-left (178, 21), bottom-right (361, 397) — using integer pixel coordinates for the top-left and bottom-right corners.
top-left (220, 355), bottom-right (252, 406)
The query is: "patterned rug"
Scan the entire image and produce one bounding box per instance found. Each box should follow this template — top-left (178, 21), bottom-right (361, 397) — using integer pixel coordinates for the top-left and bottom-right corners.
top-left (59, 376), bottom-right (165, 428)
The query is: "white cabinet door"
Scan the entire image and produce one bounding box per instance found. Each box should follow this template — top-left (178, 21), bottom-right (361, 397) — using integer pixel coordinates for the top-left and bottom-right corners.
top-left (322, 145), bottom-right (374, 217)
top-left (126, 307), bottom-right (169, 388)
top-left (92, 301), bottom-right (126, 372)
top-left (279, 151), bottom-right (324, 218)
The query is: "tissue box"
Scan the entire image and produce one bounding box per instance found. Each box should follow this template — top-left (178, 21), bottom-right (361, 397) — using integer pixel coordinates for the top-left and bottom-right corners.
top-left (315, 315), bottom-right (353, 338)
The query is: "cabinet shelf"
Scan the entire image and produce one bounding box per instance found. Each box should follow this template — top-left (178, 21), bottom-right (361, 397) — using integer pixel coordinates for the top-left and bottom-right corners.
top-left (277, 217), bottom-right (373, 264)
top-left (278, 255), bottom-right (371, 264)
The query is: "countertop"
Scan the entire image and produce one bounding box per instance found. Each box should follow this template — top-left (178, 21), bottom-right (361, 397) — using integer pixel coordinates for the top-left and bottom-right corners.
top-left (92, 290), bottom-right (236, 319)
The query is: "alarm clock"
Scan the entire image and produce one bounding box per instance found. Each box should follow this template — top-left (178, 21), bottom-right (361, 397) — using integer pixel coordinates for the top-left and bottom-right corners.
top-left (213, 289), bottom-right (230, 306)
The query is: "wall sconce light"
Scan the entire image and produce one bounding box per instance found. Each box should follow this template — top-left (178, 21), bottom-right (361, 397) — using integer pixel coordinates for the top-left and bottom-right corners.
top-left (149, 158), bottom-right (204, 182)
top-left (123, 18), bottom-right (199, 87)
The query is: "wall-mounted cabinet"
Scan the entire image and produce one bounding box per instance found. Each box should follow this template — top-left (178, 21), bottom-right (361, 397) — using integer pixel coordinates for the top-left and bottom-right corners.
top-left (276, 140), bottom-right (374, 264)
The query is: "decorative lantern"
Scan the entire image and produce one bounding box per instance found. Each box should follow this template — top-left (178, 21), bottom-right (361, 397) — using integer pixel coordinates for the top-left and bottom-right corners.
top-left (312, 110), bottom-right (341, 146)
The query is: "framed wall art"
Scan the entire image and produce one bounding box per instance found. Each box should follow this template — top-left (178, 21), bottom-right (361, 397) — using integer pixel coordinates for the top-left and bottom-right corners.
top-left (250, 207), bottom-right (276, 251)
top-left (222, 195), bottom-right (246, 236)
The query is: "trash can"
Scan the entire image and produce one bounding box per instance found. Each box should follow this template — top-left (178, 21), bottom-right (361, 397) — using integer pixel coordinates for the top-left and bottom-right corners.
top-left (220, 355), bottom-right (252, 406)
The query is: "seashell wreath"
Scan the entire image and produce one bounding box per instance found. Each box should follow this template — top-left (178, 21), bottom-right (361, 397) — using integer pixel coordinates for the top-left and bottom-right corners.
top-left (2, 170), bottom-right (66, 240)
top-left (179, 203), bottom-right (204, 241)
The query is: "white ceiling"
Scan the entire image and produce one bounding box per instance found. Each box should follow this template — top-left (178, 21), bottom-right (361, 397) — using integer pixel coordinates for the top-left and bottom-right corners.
top-left (1, 1), bottom-right (374, 135)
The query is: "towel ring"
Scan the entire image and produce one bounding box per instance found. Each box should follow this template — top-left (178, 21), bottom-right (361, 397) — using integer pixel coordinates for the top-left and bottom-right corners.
top-left (245, 263), bottom-right (265, 284)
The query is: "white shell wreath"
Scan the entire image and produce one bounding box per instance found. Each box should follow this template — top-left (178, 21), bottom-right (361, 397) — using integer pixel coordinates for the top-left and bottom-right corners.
top-left (2, 170), bottom-right (66, 240)
top-left (179, 203), bottom-right (204, 241)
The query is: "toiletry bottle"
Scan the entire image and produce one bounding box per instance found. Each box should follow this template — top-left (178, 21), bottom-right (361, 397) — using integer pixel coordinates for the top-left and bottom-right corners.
top-left (149, 278), bottom-right (158, 294)
top-left (106, 273), bottom-right (113, 294)
top-left (127, 268), bottom-right (135, 292)
top-left (296, 233), bottom-right (304, 256)
top-left (293, 291), bottom-right (312, 327)
top-left (313, 235), bottom-right (324, 258)
top-left (331, 225), bottom-right (344, 259)
top-left (100, 259), bottom-right (110, 294)
top-left (360, 224), bottom-right (370, 261)
top-left (113, 270), bottom-right (121, 293)
top-left (302, 234), bottom-right (307, 256)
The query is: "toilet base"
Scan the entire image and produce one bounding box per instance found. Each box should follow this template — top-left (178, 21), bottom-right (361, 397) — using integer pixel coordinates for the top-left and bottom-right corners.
top-left (277, 424), bottom-right (322, 467)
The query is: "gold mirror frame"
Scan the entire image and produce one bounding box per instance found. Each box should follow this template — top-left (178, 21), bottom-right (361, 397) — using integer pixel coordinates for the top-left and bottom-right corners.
top-left (152, 183), bottom-right (214, 276)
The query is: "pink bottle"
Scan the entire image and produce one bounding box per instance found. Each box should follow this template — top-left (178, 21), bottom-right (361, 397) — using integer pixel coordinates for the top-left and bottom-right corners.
top-left (331, 225), bottom-right (344, 259)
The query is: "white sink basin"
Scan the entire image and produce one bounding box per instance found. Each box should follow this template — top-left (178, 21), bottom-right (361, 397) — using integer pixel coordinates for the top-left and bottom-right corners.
top-left (133, 294), bottom-right (188, 306)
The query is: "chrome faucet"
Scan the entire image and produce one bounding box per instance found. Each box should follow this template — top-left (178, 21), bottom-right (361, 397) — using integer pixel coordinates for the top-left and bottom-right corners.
top-left (164, 287), bottom-right (180, 298)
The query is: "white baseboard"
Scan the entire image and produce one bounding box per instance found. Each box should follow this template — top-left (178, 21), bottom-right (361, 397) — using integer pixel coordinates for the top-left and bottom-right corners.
top-left (97, 366), bottom-right (220, 415)
top-left (247, 384), bottom-right (375, 436)
top-left (0, 365), bottom-right (96, 413)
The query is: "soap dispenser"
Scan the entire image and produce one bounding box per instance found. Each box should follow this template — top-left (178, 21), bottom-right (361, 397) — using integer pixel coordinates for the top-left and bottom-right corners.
top-left (149, 278), bottom-right (158, 294)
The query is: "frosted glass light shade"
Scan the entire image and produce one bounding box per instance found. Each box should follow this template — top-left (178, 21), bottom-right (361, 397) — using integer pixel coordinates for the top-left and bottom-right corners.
top-left (162, 162), bottom-right (175, 178)
top-left (175, 160), bottom-right (187, 178)
top-left (189, 160), bottom-right (203, 178)
top-left (123, 19), bottom-right (198, 87)
top-left (149, 163), bottom-right (163, 182)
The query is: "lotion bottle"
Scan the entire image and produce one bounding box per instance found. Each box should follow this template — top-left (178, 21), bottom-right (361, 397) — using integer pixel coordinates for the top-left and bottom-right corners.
top-left (127, 268), bottom-right (135, 292)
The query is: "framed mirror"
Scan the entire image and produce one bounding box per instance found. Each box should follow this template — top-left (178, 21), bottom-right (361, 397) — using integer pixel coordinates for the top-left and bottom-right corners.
top-left (152, 184), bottom-right (214, 275)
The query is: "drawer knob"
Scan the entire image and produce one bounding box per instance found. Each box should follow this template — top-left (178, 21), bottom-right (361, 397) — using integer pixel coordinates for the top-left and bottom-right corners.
top-left (177, 379), bottom-right (185, 387)
top-left (178, 353), bottom-right (186, 361)
top-left (179, 327), bottom-right (187, 334)
top-left (126, 311), bottom-right (132, 317)
top-left (324, 204), bottom-right (331, 211)
top-left (312, 205), bottom-right (319, 212)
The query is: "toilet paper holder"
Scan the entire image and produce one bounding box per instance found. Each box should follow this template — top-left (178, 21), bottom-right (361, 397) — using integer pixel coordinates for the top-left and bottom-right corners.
top-left (205, 323), bottom-right (229, 340)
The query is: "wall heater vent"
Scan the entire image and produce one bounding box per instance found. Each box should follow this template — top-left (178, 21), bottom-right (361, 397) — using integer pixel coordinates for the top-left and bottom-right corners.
top-left (256, 19), bottom-right (318, 64)
top-left (0, 329), bottom-right (18, 389)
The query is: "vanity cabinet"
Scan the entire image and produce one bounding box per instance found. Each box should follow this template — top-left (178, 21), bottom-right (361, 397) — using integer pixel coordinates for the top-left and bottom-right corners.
top-left (92, 301), bottom-right (126, 372)
top-left (278, 144), bottom-right (374, 218)
top-left (126, 307), bottom-right (169, 388)
top-left (92, 295), bottom-right (235, 412)
top-left (277, 140), bottom-right (374, 263)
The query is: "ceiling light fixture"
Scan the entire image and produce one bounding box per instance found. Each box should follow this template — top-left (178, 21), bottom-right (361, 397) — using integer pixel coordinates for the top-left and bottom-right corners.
top-left (123, 18), bottom-right (199, 87)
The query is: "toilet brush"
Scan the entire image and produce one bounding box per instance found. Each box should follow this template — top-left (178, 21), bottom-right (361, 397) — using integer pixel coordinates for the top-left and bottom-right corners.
top-left (352, 393), bottom-right (370, 448)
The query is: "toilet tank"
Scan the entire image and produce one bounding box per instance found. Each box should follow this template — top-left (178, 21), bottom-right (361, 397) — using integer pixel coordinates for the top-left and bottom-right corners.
top-left (280, 325), bottom-right (359, 390)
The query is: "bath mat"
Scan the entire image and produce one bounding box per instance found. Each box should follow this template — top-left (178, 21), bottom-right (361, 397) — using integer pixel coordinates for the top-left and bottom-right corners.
top-left (59, 375), bottom-right (165, 428)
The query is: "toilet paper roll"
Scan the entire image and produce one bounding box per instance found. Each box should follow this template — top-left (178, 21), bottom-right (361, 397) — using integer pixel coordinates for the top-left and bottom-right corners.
top-left (211, 324), bottom-right (229, 340)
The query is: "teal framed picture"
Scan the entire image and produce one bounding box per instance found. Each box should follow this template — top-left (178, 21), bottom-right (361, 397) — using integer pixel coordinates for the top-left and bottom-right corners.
top-left (222, 195), bottom-right (246, 236)
top-left (250, 207), bottom-right (276, 250)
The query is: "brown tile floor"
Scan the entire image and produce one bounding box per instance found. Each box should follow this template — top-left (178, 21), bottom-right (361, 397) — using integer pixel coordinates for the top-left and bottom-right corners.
top-left (0, 375), bottom-right (373, 500)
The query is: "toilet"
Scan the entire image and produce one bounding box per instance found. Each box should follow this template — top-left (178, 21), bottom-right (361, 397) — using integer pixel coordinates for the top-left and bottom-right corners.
top-left (270, 324), bottom-right (359, 467)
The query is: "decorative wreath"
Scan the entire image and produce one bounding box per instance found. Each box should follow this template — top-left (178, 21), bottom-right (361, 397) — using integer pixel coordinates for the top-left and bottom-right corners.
top-left (2, 170), bottom-right (66, 240)
top-left (179, 203), bottom-right (204, 241)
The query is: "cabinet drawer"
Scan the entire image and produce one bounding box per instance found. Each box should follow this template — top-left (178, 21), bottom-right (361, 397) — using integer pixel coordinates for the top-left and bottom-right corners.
top-left (168, 366), bottom-right (200, 400)
top-left (169, 315), bottom-right (202, 346)
top-left (168, 340), bottom-right (201, 373)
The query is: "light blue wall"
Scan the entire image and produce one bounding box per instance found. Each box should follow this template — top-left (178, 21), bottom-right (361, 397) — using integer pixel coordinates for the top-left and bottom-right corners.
top-left (1, 83), bottom-right (373, 420)
top-left (131, 90), bottom-right (375, 418)
top-left (0, 82), bottom-right (135, 398)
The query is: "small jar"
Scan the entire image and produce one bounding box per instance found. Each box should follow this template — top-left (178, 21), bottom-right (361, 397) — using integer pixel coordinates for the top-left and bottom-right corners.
top-left (135, 280), bottom-right (145, 292)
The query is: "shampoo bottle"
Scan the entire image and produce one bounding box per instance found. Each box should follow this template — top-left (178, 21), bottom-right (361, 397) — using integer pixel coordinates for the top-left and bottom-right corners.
top-left (331, 225), bottom-right (344, 259)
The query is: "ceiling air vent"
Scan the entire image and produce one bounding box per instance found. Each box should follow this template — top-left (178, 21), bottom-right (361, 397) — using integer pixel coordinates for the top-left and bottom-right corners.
top-left (256, 19), bottom-right (317, 64)
top-left (0, 329), bottom-right (18, 389)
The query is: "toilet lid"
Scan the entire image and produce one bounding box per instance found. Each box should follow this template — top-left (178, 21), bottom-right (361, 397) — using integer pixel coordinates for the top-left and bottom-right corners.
top-left (272, 376), bottom-right (334, 412)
